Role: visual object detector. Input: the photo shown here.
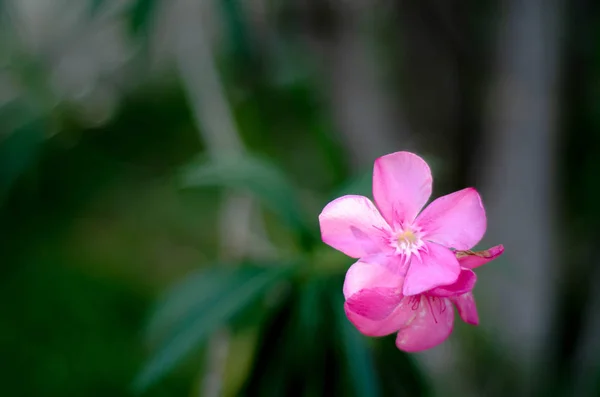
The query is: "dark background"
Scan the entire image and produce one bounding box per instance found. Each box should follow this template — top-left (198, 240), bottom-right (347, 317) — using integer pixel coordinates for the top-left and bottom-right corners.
top-left (0, 1), bottom-right (598, 396)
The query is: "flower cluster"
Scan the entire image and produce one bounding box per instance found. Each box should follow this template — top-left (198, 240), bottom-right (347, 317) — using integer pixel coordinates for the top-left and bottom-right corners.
top-left (318, 151), bottom-right (503, 351)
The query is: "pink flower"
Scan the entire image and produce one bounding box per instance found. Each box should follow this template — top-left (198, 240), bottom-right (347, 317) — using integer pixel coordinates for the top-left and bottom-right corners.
top-left (319, 151), bottom-right (487, 296)
top-left (343, 245), bottom-right (504, 352)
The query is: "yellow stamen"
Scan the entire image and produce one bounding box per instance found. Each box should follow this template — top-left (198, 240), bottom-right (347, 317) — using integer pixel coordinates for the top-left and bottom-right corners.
top-left (397, 230), bottom-right (417, 246)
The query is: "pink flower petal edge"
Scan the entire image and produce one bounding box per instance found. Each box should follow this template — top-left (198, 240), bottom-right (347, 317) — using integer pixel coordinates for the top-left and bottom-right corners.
top-left (402, 242), bottom-right (461, 296)
top-left (319, 195), bottom-right (391, 258)
top-left (342, 245), bottom-right (504, 352)
top-left (345, 287), bottom-right (404, 321)
top-left (372, 151), bottom-right (432, 226)
top-left (428, 268), bottom-right (477, 297)
top-left (450, 292), bottom-right (479, 325)
top-left (456, 244), bottom-right (504, 269)
top-left (416, 187), bottom-right (487, 250)
top-left (342, 257), bottom-right (415, 336)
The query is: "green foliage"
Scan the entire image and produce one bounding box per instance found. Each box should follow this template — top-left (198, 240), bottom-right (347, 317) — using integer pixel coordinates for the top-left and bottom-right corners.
top-left (140, 141), bottom-right (432, 395)
top-left (234, 274), bottom-right (419, 397)
top-left (0, 257), bottom-right (189, 397)
top-left (236, 282), bottom-right (300, 396)
top-left (145, 265), bottom-right (241, 347)
top-left (180, 154), bottom-right (316, 249)
top-left (218, 0), bottom-right (254, 66)
top-left (372, 335), bottom-right (432, 397)
top-left (134, 263), bottom-right (296, 393)
top-left (89, 0), bottom-right (159, 37)
top-left (333, 290), bottom-right (381, 397)
top-left (128, 0), bottom-right (159, 36)
top-left (237, 278), bottom-right (339, 396)
top-left (0, 100), bottom-right (45, 200)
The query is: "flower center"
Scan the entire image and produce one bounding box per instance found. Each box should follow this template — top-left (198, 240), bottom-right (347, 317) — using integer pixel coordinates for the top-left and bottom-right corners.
top-left (397, 230), bottom-right (417, 248)
top-left (391, 226), bottom-right (424, 256)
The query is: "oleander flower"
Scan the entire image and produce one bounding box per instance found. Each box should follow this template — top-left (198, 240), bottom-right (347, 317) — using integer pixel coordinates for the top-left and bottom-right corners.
top-left (319, 151), bottom-right (487, 295)
top-left (343, 245), bottom-right (504, 352)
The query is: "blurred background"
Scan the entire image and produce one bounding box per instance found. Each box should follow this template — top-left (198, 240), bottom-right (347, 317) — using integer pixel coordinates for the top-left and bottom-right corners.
top-left (1, 0), bottom-right (598, 396)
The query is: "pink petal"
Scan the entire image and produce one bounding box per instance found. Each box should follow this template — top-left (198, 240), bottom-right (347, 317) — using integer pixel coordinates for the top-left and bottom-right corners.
top-left (343, 256), bottom-right (403, 299)
top-left (344, 297), bottom-right (416, 337)
top-left (428, 269), bottom-right (477, 297)
top-left (343, 257), bottom-right (414, 336)
top-left (416, 187), bottom-right (487, 250)
top-left (395, 296), bottom-right (454, 352)
top-left (319, 195), bottom-right (392, 258)
top-left (402, 242), bottom-right (460, 296)
top-left (372, 151), bottom-right (432, 226)
top-left (450, 292), bottom-right (479, 325)
top-left (457, 244), bottom-right (504, 269)
top-left (346, 287), bottom-right (403, 321)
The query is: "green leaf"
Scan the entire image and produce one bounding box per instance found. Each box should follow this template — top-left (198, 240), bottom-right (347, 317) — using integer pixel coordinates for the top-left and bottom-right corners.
top-left (219, 0), bottom-right (253, 64)
top-left (180, 154), bottom-right (316, 248)
top-left (220, 326), bottom-right (261, 397)
top-left (0, 101), bottom-right (45, 200)
top-left (128, 0), bottom-right (158, 36)
top-left (332, 287), bottom-right (381, 397)
top-left (373, 335), bottom-right (431, 397)
top-left (133, 263), bottom-right (294, 393)
top-left (239, 277), bottom-right (347, 396)
top-left (236, 284), bottom-right (298, 397)
top-left (144, 265), bottom-right (238, 346)
top-left (291, 278), bottom-right (333, 394)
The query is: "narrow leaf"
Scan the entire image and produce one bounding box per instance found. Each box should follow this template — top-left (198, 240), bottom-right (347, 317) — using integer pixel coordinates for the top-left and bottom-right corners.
top-left (332, 288), bottom-right (381, 397)
top-left (181, 154), bottom-right (315, 247)
top-left (219, 0), bottom-right (253, 64)
top-left (128, 0), bottom-right (157, 36)
top-left (236, 284), bottom-right (298, 397)
top-left (373, 335), bottom-right (431, 396)
top-left (144, 265), bottom-right (237, 346)
top-left (133, 264), bottom-right (292, 393)
top-left (0, 101), bottom-right (45, 199)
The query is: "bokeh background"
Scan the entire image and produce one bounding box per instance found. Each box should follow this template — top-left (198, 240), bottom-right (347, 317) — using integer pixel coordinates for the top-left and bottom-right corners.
top-left (1, 0), bottom-right (598, 396)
